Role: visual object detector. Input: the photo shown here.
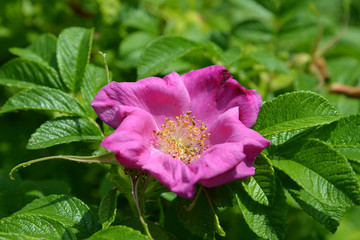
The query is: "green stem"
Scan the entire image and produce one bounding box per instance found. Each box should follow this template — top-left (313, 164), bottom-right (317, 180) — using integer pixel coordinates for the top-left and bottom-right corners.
top-left (140, 174), bottom-right (153, 213)
top-left (131, 175), bottom-right (153, 240)
top-left (9, 153), bottom-right (117, 180)
top-left (98, 51), bottom-right (111, 84)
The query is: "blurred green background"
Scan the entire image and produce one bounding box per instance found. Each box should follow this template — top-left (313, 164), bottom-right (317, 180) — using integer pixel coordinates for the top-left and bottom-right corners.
top-left (1, 0), bottom-right (360, 239)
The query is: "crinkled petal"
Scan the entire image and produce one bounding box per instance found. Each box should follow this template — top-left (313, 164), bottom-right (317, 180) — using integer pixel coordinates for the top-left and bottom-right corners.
top-left (189, 107), bottom-right (270, 186)
top-left (92, 72), bottom-right (191, 128)
top-left (181, 65), bottom-right (262, 127)
top-left (101, 109), bottom-right (157, 169)
top-left (143, 150), bottom-right (196, 199)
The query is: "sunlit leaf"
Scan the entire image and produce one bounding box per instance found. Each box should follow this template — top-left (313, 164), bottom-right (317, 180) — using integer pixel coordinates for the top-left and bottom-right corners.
top-left (0, 86), bottom-right (87, 117)
top-left (26, 117), bottom-right (103, 149)
top-left (137, 36), bottom-right (201, 79)
top-left (57, 27), bottom-right (93, 92)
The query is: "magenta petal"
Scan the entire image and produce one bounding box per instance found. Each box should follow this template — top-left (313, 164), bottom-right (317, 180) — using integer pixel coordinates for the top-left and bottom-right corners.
top-left (198, 161), bottom-right (255, 187)
top-left (92, 71), bottom-right (191, 128)
top-left (189, 107), bottom-right (270, 186)
top-left (143, 150), bottom-right (196, 199)
top-left (101, 109), bottom-right (157, 169)
top-left (181, 65), bottom-right (262, 127)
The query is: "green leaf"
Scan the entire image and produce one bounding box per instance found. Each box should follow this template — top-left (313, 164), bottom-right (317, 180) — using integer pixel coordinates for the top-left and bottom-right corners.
top-left (14, 194), bottom-right (101, 237)
top-left (272, 139), bottom-right (360, 207)
top-left (81, 64), bottom-right (108, 118)
top-left (253, 91), bottom-right (342, 137)
top-left (26, 117), bottom-right (103, 150)
top-left (119, 218), bottom-right (172, 240)
top-left (57, 27), bottom-right (93, 92)
top-left (0, 86), bottom-right (87, 117)
top-left (85, 225), bottom-right (148, 240)
top-left (109, 165), bottom-right (133, 205)
top-left (10, 33), bottom-right (57, 67)
top-left (0, 58), bottom-right (64, 89)
top-left (0, 214), bottom-right (76, 240)
top-left (242, 154), bottom-right (275, 206)
top-left (249, 51), bottom-right (290, 73)
top-left (99, 188), bottom-right (118, 229)
top-left (286, 182), bottom-right (345, 233)
top-left (206, 183), bottom-right (234, 208)
top-left (176, 194), bottom-right (215, 238)
top-left (312, 114), bottom-right (360, 161)
top-left (137, 36), bottom-right (200, 79)
top-left (236, 178), bottom-right (287, 240)
top-left (9, 48), bottom-right (49, 66)
top-left (164, 200), bottom-right (202, 240)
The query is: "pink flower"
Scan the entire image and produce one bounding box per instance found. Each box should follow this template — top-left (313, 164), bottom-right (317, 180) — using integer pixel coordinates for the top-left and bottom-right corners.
top-left (92, 65), bottom-right (270, 199)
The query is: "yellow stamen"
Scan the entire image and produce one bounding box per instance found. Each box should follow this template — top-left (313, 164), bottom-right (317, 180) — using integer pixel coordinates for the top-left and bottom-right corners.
top-left (153, 113), bottom-right (210, 164)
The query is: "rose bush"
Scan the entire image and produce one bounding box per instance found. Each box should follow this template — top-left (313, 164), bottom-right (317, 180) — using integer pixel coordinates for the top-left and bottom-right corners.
top-left (92, 65), bottom-right (270, 198)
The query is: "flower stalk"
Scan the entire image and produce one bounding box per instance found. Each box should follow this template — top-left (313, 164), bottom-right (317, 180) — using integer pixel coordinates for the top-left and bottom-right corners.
top-left (130, 172), bottom-right (153, 240)
top-left (9, 153), bottom-right (118, 180)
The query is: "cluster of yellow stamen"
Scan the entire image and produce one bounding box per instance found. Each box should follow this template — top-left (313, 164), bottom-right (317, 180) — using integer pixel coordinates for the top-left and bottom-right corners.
top-left (153, 111), bottom-right (210, 165)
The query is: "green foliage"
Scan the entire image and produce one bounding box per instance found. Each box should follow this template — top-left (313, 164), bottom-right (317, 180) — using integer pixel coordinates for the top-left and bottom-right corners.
top-left (0, 87), bottom-right (88, 117)
top-left (137, 36), bottom-right (201, 79)
top-left (26, 117), bottom-right (103, 149)
top-left (236, 178), bottom-right (288, 240)
top-left (85, 225), bottom-right (148, 240)
top-left (1, 0), bottom-right (360, 239)
top-left (98, 188), bottom-right (118, 229)
top-left (57, 27), bottom-right (93, 92)
top-left (0, 194), bottom-right (100, 239)
top-left (242, 154), bottom-right (276, 206)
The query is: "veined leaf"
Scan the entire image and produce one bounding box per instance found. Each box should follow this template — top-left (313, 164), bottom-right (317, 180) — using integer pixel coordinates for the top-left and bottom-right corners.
top-left (236, 178), bottom-right (287, 240)
top-left (85, 225), bottom-right (148, 240)
top-left (206, 183), bottom-right (235, 208)
top-left (253, 91), bottom-right (342, 137)
top-left (312, 114), bottom-right (360, 161)
top-left (287, 184), bottom-right (345, 233)
top-left (272, 140), bottom-right (360, 207)
top-left (0, 86), bottom-right (87, 117)
top-left (10, 33), bottom-right (57, 67)
top-left (242, 154), bottom-right (275, 206)
top-left (0, 79), bottom-right (38, 89)
top-left (137, 36), bottom-right (201, 79)
top-left (14, 194), bottom-right (101, 237)
top-left (176, 194), bottom-right (215, 238)
top-left (0, 58), bottom-right (64, 89)
top-left (26, 117), bottom-right (103, 150)
top-left (81, 64), bottom-right (108, 118)
top-left (99, 188), bottom-right (118, 229)
top-left (9, 48), bottom-right (48, 66)
top-left (57, 27), bottom-right (93, 92)
top-left (0, 214), bottom-right (76, 240)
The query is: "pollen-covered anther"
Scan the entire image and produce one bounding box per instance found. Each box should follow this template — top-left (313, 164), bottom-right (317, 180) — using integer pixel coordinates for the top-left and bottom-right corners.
top-left (154, 113), bottom-right (210, 164)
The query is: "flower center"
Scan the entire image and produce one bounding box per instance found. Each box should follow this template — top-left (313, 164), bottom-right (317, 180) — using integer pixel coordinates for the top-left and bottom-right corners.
top-left (153, 111), bottom-right (210, 164)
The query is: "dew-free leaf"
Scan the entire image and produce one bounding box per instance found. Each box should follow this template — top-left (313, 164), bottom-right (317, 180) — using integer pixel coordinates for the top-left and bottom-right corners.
top-left (0, 58), bottom-right (64, 89)
top-left (272, 140), bottom-right (360, 207)
top-left (0, 86), bottom-right (87, 117)
top-left (14, 194), bottom-right (101, 237)
top-left (137, 36), bottom-right (201, 79)
top-left (242, 154), bottom-right (275, 206)
top-left (26, 117), bottom-right (103, 149)
top-left (85, 225), bottom-right (148, 240)
top-left (57, 27), bottom-right (93, 92)
top-left (236, 178), bottom-right (287, 240)
top-left (253, 91), bottom-right (342, 141)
